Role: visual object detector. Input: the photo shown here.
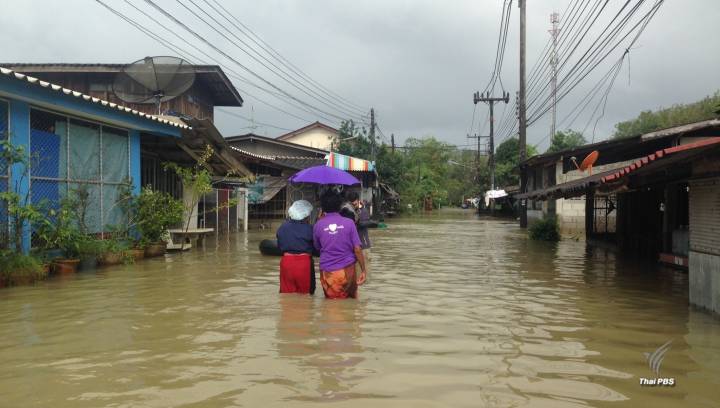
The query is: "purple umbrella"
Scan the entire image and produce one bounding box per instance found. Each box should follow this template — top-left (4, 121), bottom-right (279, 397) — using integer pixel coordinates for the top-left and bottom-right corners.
top-left (289, 165), bottom-right (361, 185)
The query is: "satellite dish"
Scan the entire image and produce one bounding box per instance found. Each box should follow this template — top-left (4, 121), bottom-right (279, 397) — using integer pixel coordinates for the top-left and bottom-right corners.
top-left (580, 150), bottom-right (599, 174)
top-left (112, 56), bottom-right (195, 114)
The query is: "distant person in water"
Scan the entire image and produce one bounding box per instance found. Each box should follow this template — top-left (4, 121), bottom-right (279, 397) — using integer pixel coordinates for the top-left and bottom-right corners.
top-left (276, 200), bottom-right (316, 294)
top-left (342, 192), bottom-right (373, 281)
top-left (339, 191), bottom-right (359, 223)
top-left (314, 192), bottom-right (367, 299)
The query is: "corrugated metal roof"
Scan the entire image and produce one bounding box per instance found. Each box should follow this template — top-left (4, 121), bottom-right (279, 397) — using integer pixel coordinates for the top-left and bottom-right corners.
top-left (601, 137), bottom-right (720, 183)
top-left (229, 146), bottom-right (325, 170)
top-left (0, 66), bottom-right (190, 130)
top-left (517, 137), bottom-right (720, 200)
top-left (0, 63), bottom-right (243, 106)
top-left (521, 119), bottom-right (720, 168)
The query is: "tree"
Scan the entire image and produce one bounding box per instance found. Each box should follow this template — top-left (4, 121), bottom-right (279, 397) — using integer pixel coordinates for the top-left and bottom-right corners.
top-left (334, 120), bottom-right (370, 158)
top-left (446, 149), bottom-right (487, 205)
top-left (399, 137), bottom-right (453, 209)
top-left (613, 91), bottom-right (720, 139)
top-left (546, 129), bottom-right (587, 153)
top-left (494, 137), bottom-right (538, 187)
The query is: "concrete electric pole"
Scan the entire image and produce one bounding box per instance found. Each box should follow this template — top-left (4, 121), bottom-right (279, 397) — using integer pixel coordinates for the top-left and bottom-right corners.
top-left (549, 11), bottom-right (560, 143)
top-left (473, 91), bottom-right (509, 192)
top-left (519, 0), bottom-right (528, 228)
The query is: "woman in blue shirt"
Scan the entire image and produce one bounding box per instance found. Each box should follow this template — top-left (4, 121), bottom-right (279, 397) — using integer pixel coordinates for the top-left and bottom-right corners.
top-left (276, 200), bottom-right (316, 294)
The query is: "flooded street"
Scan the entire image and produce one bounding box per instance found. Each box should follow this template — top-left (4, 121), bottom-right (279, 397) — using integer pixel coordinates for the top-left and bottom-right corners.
top-left (1, 210), bottom-right (719, 407)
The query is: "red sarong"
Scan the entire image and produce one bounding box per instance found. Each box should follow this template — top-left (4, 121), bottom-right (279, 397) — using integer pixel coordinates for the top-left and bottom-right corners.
top-left (280, 253), bottom-right (314, 294)
top-left (320, 264), bottom-right (358, 299)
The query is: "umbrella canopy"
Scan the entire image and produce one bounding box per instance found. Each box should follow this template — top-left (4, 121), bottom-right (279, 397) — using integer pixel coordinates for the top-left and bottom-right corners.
top-left (289, 165), bottom-right (361, 185)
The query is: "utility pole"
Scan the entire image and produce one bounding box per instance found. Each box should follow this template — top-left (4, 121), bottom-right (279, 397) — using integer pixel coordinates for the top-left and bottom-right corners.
top-left (473, 91), bottom-right (509, 210)
top-left (466, 132), bottom-right (489, 185)
top-left (519, 0), bottom-right (528, 228)
top-left (369, 108), bottom-right (379, 217)
top-left (370, 108), bottom-right (376, 161)
top-left (549, 11), bottom-right (560, 143)
top-left (391, 133), bottom-right (395, 154)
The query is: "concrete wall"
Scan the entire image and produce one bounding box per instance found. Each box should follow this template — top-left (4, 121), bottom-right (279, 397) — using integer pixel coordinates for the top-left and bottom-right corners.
top-left (556, 197), bottom-right (586, 237)
top-left (282, 127), bottom-right (336, 150)
top-left (527, 209), bottom-right (543, 224)
top-left (689, 251), bottom-right (720, 314)
top-left (551, 160), bottom-right (631, 238)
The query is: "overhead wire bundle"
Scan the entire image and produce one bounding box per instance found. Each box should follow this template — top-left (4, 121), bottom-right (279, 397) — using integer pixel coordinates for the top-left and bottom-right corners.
top-left (93, 0), bottom-right (371, 133)
top-left (495, 0), bottom-right (665, 151)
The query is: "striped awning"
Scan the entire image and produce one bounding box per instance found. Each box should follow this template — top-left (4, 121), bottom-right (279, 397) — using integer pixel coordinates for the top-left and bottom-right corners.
top-left (326, 152), bottom-right (375, 172)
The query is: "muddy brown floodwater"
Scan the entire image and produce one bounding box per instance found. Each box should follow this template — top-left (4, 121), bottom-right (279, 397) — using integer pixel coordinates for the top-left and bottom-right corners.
top-left (1, 210), bottom-right (719, 407)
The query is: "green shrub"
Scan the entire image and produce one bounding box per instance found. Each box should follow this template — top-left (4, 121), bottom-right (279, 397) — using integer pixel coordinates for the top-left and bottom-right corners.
top-left (529, 216), bottom-right (561, 241)
top-left (0, 251), bottom-right (47, 286)
top-left (136, 187), bottom-right (184, 245)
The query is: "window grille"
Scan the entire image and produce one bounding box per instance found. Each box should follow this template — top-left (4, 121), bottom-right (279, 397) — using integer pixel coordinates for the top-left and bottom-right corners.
top-left (29, 108), bottom-right (131, 244)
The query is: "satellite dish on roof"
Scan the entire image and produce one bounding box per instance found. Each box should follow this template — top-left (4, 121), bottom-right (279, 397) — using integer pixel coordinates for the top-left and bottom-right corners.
top-left (112, 56), bottom-right (195, 115)
top-left (580, 150), bottom-right (599, 173)
top-left (570, 150), bottom-right (600, 175)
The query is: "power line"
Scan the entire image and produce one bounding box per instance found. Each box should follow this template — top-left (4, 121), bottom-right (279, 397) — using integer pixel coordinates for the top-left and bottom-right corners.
top-left (528, 0), bottom-right (663, 126)
top-left (484, 0), bottom-right (513, 94)
top-left (169, 0), bottom-right (367, 122)
top-left (181, 0), bottom-right (368, 120)
top-left (526, 0), bottom-right (639, 120)
top-left (97, 0), bottom-right (327, 124)
top-left (217, 108), bottom-right (294, 132)
top-left (203, 0), bottom-right (369, 115)
top-left (499, 0), bottom-right (662, 147)
top-left (140, 0), bottom-right (360, 123)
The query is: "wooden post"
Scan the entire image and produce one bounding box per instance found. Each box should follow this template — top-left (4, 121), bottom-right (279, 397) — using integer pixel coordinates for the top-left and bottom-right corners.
top-left (585, 189), bottom-right (595, 241)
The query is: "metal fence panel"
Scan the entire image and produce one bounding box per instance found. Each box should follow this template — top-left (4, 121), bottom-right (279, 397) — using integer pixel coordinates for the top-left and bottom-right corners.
top-left (0, 99), bottom-right (9, 246)
top-left (28, 108), bottom-right (131, 243)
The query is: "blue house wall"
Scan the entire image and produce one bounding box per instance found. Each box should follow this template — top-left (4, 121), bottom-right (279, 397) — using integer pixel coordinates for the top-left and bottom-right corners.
top-left (0, 72), bottom-right (182, 253)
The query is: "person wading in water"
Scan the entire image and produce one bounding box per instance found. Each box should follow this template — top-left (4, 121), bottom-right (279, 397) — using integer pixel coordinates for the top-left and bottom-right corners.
top-left (276, 200), bottom-right (316, 294)
top-left (340, 191), bottom-right (373, 282)
top-left (314, 192), bottom-right (367, 299)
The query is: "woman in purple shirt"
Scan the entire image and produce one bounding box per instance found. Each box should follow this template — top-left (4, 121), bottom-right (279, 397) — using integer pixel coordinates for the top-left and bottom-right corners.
top-left (313, 192), bottom-right (367, 299)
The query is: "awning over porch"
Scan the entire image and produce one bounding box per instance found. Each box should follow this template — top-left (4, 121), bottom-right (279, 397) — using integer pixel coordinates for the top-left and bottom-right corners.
top-left (247, 176), bottom-right (287, 204)
top-left (326, 152), bottom-right (375, 172)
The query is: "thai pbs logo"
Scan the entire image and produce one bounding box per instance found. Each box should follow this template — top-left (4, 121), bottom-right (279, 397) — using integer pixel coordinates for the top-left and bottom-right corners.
top-left (640, 340), bottom-right (675, 386)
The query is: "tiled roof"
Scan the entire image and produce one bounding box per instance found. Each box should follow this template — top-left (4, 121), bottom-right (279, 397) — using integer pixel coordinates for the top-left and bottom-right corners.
top-left (0, 66), bottom-right (190, 129)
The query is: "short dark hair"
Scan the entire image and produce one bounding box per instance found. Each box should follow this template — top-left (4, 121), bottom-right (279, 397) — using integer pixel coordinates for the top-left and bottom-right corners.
top-left (346, 191), bottom-right (360, 202)
top-left (320, 191), bottom-right (343, 213)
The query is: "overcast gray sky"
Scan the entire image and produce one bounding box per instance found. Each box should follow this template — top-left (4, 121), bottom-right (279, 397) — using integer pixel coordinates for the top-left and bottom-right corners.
top-left (2, 0), bottom-right (718, 151)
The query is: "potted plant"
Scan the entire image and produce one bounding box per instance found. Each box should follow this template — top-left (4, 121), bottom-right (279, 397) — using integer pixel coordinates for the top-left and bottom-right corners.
top-left (136, 187), bottom-right (183, 257)
top-left (54, 229), bottom-right (84, 274)
top-left (78, 238), bottom-right (103, 271)
top-left (40, 203), bottom-right (84, 274)
top-left (97, 237), bottom-right (129, 266)
top-left (0, 250), bottom-right (47, 287)
top-left (125, 237), bottom-right (145, 261)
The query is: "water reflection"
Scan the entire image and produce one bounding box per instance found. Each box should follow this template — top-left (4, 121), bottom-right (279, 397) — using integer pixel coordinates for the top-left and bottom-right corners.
top-left (0, 210), bottom-right (719, 407)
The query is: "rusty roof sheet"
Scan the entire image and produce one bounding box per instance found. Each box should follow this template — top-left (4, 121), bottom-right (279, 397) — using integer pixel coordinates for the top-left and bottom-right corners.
top-left (516, 137), bottom-right (720, 200)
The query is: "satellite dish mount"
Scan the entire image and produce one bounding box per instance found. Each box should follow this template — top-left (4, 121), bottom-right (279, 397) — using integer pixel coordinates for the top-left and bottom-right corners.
top-left (112, 56), bottom-right (196, 115)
